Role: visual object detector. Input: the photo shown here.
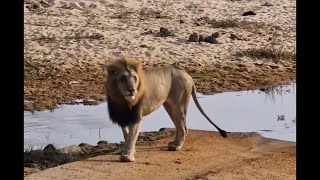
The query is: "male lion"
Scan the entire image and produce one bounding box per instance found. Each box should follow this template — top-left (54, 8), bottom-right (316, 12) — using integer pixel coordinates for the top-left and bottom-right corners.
top-left (105, 56), bottom-right (227, 162)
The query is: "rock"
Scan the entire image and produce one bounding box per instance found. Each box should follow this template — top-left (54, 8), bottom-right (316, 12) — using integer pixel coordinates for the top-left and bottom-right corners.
top-left (160, 27), bottom-right (169, 34)
top-left (155, 15), bottom-right (162, 19)
top-left (93, 142), bottom-right (120, 155)
top-left (60, 4), bottom-right (73, 9)
top-left (43, 144), bottom-right (57, 152)
top-left (212, 32), bottom-right (220, 38)
top-left (140, 44), bottom-right (148, 48)
top-left (198, 35), bottom-right (205, 42)
top-left (230, 34), bottom-right (242, 40)
top-left (204, 36), bottom-right (219, 44)
top-left (179, 20), bottom-right (184, 24)
top-left (257, 29), bottom-right (266, 36)
top-left (28, 149), bottom-right (44, 157)
top-left (26, 3), bottom-right (39, 11)
top-left (269, 65), bottom-right (279, 69)
top-left (237, 63), bottom-right (246, 68)
top-left (194, 22), bottom-right (201, 26)
top-left (97, 141), bottom-right (109, 146)
top-left (79, 143), bottom-right (94, 154)
top-left (159, 27), bottom-right (172, 37)
top-left (46, 0), bottom-right (55, 5)
top-left (139, 135), bottom-right (156, 142)
top-left (70, 2), bottom-right (84, 10)
top-left (174, 160), bottom-right (182, 164)
top-left (89, 3), bottom-right (97, 8)
top-left (40, 0), bottom-right (51, 8)
top-left (254, 62), bottom-right (264, 67)
top-left (230, 34), bottom-right (237, 40)
top-left (188, 32), bottom-right (199, 42)
top-left (243, 11), bottom-right (256, 16)
top-left (59, 145), bottom-right (82, 154)
top-left (261, 2), bottom-right (273, 7)
top-left (83, 99), bottom-right (98, 105)
top-left (142, 30), bottom-right (154, 35)
top-left (197, 16), bottom-right (210, 21)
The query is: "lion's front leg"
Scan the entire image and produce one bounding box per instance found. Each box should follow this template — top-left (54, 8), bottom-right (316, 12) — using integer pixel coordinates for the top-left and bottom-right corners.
top-left (121, 126), bottom-right (129, 142)
top-left (121, 126), bottom-right (137, 155)
top-left (120, 121), bottom-right (141, 162)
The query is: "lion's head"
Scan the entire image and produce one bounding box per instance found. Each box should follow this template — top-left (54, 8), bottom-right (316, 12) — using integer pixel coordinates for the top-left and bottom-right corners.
top-left (105, 56), bottom-right (145, 107)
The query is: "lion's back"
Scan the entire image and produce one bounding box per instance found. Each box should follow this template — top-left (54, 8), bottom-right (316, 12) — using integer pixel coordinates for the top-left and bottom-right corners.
top-left (144, 66), bottom-right (193, 90)
top-left (141, 66), bottom-right (194, 116)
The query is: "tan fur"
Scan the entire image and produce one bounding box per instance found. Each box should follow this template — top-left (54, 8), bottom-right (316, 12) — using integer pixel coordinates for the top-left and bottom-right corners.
top-left (105, 56), bottom-right (226, 162)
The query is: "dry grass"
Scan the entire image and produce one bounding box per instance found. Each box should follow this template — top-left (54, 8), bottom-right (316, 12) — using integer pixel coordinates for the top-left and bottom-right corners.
top-left (139, 8), bottom-right (171, 19)
top-left (30, 33), bottom-right (104, 43)
top-left (235, 47), bottom-right (296, 62)
top-left (110, 9), bottom-right (136, 19)
top-left (110, 8), bottom-right (171, 19)
top-left (208, 19), bottom-right (280, 33)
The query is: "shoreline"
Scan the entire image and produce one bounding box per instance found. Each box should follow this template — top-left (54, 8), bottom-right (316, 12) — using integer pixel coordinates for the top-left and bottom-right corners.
top-left (24, 63), bottom-right (295, 111)
top-left (24, 79), bottom-right (295, 112)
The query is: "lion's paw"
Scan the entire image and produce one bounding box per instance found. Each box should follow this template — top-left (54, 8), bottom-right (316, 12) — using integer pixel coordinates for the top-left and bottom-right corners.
top-left (120, 154), bottom-right (135, 162)
top-left (168, 142), bottom-right (182, 151)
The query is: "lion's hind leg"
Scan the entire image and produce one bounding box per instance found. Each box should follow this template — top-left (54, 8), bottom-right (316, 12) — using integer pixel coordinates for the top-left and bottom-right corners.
top-left (163, 93), bottom-right (190, 151)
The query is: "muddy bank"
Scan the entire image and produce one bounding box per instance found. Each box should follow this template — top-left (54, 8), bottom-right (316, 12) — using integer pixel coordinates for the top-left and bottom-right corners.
top-left (24, 61), bottom-right (295, 111)
top-left (24, 84), bottom-right (296, 150)
top-left (24, 129), bottom-right (296, 179)
top-left (24, 129), bottom-right (174, 176)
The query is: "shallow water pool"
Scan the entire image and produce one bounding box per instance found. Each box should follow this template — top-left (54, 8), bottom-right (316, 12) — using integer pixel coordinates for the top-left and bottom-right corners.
top-left (24, 83), bottom-right (296, 149)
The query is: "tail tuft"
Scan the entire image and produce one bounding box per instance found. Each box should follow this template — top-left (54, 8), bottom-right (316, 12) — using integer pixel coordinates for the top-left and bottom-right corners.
top-left (219, 129), bottom-right (227, 138)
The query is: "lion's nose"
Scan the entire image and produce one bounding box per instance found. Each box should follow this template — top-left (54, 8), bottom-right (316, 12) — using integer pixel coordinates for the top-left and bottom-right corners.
top-left (127, 89), bottom-right (135, 93)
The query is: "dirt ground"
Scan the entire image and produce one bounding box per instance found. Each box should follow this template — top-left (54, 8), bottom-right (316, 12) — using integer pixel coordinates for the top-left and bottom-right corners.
top-left (24, 129), bottom-right (296, 180)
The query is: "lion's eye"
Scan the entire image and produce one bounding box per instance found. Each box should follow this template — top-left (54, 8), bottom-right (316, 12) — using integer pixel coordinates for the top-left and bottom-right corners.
top-left (133, 76), bottom-right (137, 82)
top-left (120, 75), bottom-right (126, 82)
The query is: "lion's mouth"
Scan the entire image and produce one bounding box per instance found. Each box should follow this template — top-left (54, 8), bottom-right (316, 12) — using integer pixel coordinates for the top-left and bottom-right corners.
top-left (124, 94), bottom-right (135, 100)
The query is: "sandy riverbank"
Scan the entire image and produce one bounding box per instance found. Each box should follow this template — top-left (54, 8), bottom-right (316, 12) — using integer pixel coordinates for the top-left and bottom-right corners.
top-left (24, 0), bottom-right (296, 111)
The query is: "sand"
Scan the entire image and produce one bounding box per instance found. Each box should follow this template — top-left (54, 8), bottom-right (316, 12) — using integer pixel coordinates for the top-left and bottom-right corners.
top-left (24, 0), bottom-right (295, 68)
top-left (24, 0), bottom-right (296, 110)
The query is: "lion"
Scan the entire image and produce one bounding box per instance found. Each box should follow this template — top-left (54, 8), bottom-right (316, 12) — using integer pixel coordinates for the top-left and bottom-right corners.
top-left (105, 56), bottom-right (227, 162)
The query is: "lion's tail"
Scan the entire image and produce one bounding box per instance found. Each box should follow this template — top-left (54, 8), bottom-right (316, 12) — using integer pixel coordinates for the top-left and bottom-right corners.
top-left (191, 84), bottom-right (227, 138)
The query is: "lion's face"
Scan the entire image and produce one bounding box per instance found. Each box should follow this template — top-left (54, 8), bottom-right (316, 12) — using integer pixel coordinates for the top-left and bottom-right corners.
top-left (106, 57), bottom-right (144, 105)
top-left (116, 68), bottom-right (140, 102)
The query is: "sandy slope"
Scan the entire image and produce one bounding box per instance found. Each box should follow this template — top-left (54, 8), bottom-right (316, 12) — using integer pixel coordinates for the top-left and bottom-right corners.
top-left (25, 129), bottom-right (296, 180)
top-left (24, 0), bottom-right (295, 68)
top-left (24, 0), bottom-right (296, 110)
